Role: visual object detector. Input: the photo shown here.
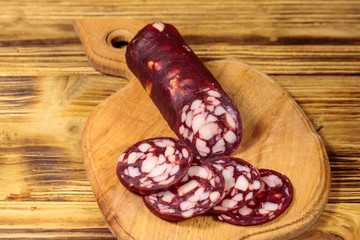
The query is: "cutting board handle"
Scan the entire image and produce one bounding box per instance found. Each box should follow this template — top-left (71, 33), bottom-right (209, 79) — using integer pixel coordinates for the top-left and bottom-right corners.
top-left (73, 18), bottom-right (147, 79)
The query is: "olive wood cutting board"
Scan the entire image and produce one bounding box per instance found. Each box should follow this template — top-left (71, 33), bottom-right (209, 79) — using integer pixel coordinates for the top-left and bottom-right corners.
top-left (74, 18), bottom-right (331, 240)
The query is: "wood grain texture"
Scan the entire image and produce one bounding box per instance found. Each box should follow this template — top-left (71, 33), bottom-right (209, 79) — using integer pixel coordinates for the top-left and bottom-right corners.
top-left (0, 0), bottom-right (359, 239)
top-left (1, 0), bottom-right (360, 76)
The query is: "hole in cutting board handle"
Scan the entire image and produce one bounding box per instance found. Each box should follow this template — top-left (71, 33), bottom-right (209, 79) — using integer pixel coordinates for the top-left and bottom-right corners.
top-left (111, 39), bottom-right (128, 49)
top-left (106, 28), bottom-right (133, 49)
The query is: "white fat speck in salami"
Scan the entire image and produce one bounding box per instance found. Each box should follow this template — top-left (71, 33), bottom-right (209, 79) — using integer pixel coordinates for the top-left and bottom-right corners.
top-left (182, 148), bottom-right (189, 159)
top-left (118, 153), bottom-right (125, 162)
top-left (235, 175), bottom-right (250, 192)
top-left (187, 165), bottom-right (209, 179)
top-left (207, 90), bottom-right (222, 98)
top-left (206, 114), bottom-right (218, 123)
top-left (178, 180), bottom-right (200, 196)
top-left (192, 114), bottom-right (206, 134)
top-left (218, 168), bottom-right (293, 225)
top-left (191, 99), bottom-right (203, 110)
top-left (125, 166), bottom-right (141, 177)
top-left (170, 165), bottom-right (180, 176)
top-left (262, 174), bottom-right (283, 187)
top-left (116, 137), bottom-right (193, 195)
top-left (204, 157), bottom-right (262, 214)
top-left (127, 152), bottom-right (143, 164)
top-left (214, 106), bottom-right (226, 116)
top-left (165, 146), bottom-right (175, 157)
top-left (141, 155), bottom-right (157, 173)
top-left (224, 130), bottom-right (237, 144)
top-left (138, 143), bottom-right (152, 152)
top-left (199, 122), bottom-right (219, 140)
top-left (209, 191), bottom-right (221, 202)
top-left (152, 22), bottom-right (165, 32)
top-left (207, 105), bottom-right (215, 112)
top-left (238, 205), bottom-right (253, 216)
top-left (212, 138), bottom-right (226, 154)
top-left (143, 163), bottom-right (225, 221)
top-left (162, 191), bottom-right (175, 203)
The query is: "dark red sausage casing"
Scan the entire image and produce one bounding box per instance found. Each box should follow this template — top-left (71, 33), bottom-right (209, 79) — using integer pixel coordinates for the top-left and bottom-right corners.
top-left (116, 137), bottom-right (193, 194)
top-left (126, 22), bottom-right (242, 160)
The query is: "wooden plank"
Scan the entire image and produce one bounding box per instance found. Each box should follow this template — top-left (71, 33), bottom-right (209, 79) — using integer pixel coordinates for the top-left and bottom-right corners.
top-left (0, 202), bottom-right (358, 240)
top-left (293, 203), bottom-right (360, 240)
top-left (0, 0), bottom-right (359, 76)
top-left (274, 75), bottom-right (360, 152)
top-left (0, 43), bottom-right (360, 75)
top-left (0, 201), bottom-right (114, 239)
top-left (1, 0), bottom-right (360, 38)
top-left (0, 74), bottom-right (127, 202)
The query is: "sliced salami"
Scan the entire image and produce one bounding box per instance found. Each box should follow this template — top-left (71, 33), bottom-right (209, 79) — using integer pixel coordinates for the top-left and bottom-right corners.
top-left (116, 137), bottom-right (193, 195)
top-left (143, 163), bottom-right (225, 221)
top-left (126, 22), bottom-right (242, 160)
top-left (218, 169), bottom-right (293, 225)
top-left (204, 157), bottom-right (261, 214)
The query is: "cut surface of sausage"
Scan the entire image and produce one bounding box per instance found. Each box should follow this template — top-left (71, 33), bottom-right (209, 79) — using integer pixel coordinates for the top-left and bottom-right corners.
top-left (204, 157), bottom-right (261, 214)
top-left (143, 163), bottom-right (225, 221)
top-left (218, 168), bottom-right (293, 225)
top-left (116, 137), bottom-right (193, 194)
top-left (126, 22), bottom-right (242, 160)
top-left (178, 90), bottom-right (242, 160)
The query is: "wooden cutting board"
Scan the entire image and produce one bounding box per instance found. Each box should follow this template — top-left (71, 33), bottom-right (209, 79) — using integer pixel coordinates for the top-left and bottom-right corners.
top-left (74, 18), bottom-right (331, 240)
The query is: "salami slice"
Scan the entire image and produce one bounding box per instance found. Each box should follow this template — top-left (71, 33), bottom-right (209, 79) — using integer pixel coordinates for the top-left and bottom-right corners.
top-left (218, 169), bottom-right (293, 225)
top-left (204, 157), bottom-right (261, 214)
top-left (126, 22), bottom-right (242, 160)
top-left (116, 137), bottom-right (193, 195)
top-left (143, 163), bottom-right (225, 221)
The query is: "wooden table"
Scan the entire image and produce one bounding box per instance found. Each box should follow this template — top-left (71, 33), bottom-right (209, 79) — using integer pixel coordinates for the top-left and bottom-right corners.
top-left (0, 0), bottom-right (359, 239)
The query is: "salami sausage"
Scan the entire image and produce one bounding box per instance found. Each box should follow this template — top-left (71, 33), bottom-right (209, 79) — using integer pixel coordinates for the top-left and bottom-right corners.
top-left (126, 22), bottom-right (242, 160)
top-left (204, 157), bottom-right (261, 214)
top-left (218, 169), bottom-right (293, 225)
top-left (143, 162), bottom-right (225, 221)
top-left (116, 137), bottom-right (193, 194)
